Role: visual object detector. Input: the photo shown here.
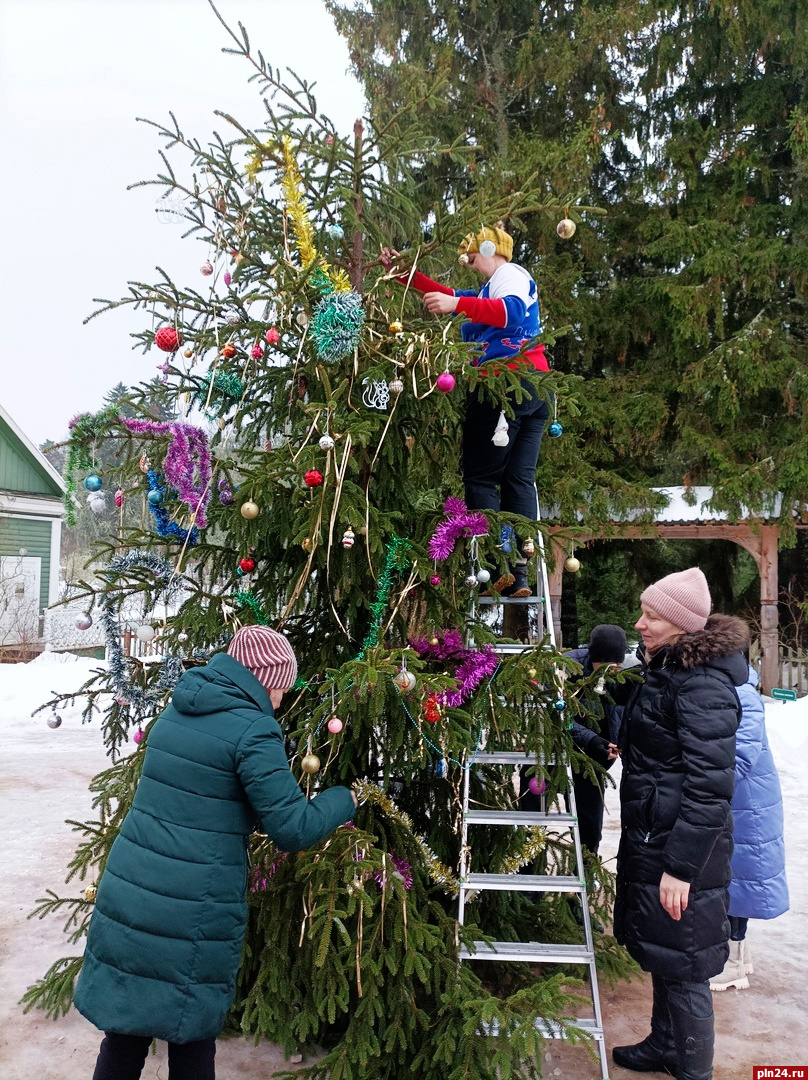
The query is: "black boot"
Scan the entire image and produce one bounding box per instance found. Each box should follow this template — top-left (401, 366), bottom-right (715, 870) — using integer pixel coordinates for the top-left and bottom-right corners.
top-left (612, 1035), bottom-right (678, 1076)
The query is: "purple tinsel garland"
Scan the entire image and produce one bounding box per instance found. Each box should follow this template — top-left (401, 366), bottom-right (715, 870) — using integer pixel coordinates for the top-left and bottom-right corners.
top-left (427, 497), bottom-right (488, 561)
top-left (410, 629), bottom-right (499, 707)
top-left (375, 854), bottom-right (413, 891)
top-left (121, 417), bottom-right (212, 528)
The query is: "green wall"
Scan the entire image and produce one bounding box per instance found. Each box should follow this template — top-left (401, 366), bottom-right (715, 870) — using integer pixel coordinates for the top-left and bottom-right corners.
top-left (0, 420), bottom-right (62, 497)
top-left (0, 517), bottom-right (52, 613)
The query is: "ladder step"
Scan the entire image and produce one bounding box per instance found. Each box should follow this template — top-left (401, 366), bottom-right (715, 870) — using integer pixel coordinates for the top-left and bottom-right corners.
top-left (493, 642), bottom-right (542, 654)
top-left (461, 873), bottom-right (584, 893)
top-left (477, 595), bottom-right (544, 605)
top-left (460, 940), bottom-right (594, 963)
top-left (481, 1017), bottom-right (604, 1039)
top-left (465, 809), bottom-right (576, 826)
top-left (472, 751), bottom-right (538, 765)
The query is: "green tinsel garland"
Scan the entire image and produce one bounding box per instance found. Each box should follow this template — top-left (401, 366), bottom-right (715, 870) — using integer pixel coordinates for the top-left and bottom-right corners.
top-left (194, 371), bottom-right (246, 418)
top-left (63, 407), bottom-right (120, 526)
top-left (357, 536), bottom-right (412, 660)
top-left (311, 290), bottom-right (365, 362)
top-left (233, 590), bottom-right (269, 625)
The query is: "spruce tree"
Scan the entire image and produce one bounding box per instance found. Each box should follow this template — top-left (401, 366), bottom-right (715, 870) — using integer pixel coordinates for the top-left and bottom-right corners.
top-left (23, 8), bottom-right (634, 1078)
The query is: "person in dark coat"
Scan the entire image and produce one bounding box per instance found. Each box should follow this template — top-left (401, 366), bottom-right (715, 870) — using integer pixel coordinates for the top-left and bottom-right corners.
top-left (566, 624), bottom-right (627, 855)
top-left (709, 663), bottom-right (789, 991)
top-left (74, 626), bottom-right (357, 1080)
top-left (612, 567), bottom-right (747, 1080)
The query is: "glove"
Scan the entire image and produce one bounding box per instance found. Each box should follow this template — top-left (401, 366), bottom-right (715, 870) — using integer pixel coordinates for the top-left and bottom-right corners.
top-left (586, 734), bottom-right (615, 769)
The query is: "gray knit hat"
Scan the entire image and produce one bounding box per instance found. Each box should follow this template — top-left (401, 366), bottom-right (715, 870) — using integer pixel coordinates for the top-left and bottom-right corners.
top-left (227, 626), bottom-right (298, 690)
top-left (640, 567), bottom-right (711, 633)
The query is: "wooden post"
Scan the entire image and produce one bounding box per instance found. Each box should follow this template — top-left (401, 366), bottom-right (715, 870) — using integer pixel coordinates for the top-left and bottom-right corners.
top-left (759, 525), bottom-right (779, 696)
top-left (547, 535), bottom-right (567, 647)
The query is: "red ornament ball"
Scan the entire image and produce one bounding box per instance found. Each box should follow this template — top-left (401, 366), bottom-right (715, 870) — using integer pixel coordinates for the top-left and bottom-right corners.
top-left (251, 344), bottom-right (263, 359)
top-left (429, 574), bottom-right (441, 586)
top-left (155, 326), bottom-right (182, 352)
top-left (239, 557), bottom-right (256, 574)
top-left (304, 469), bottom-right (323, 488)
top-left (222, 343), bottom-right (237, 359)
top-left (265, 327), bottom-right (280, 345)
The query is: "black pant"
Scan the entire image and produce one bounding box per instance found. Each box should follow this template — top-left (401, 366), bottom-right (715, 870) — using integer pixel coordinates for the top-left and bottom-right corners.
top-left (572, 771), bottom-right (605, 855)
top-left (92, 1032), bottom-right (216, 1080)
top-left (729, 915), bottom-right (748, 941)
top-left (651, 973), bottom-right (714, 1080)
top-left (462, 380), bottom-right (550, 517)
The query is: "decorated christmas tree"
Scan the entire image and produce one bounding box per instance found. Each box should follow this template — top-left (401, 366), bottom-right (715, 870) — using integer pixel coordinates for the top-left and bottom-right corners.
top-left (24, 10), bottom-right (635, 1078)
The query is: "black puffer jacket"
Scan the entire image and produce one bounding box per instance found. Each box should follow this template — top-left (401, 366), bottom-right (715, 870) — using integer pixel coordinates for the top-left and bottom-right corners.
top-left (614, 615), bottom-right (747, 982)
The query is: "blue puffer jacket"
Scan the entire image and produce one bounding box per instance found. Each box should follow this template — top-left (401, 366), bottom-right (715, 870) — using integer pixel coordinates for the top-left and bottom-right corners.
top-left (729, 668), bottom-right (789, 920)
top-left (73, 653), bottom-right (355, 1043)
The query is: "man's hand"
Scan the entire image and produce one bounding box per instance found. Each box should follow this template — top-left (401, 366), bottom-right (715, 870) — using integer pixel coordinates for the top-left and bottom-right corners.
top-left (659, 872), bottom-right (690, 921)
top-left (424, 291), bottom-right (459, 315)
top-left (379, 247), bottom-right (401, 271)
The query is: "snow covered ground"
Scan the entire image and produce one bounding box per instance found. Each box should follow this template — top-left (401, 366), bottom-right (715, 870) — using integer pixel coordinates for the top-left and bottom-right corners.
top-left (1, 651), bottom-right (806, 1078)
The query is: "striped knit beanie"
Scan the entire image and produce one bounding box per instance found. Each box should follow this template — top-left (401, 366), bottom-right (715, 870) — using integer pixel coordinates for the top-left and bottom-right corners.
top-left (640, 567), bottom-right (711, 634)
top-left (227, 626), bottom-right (298, 690)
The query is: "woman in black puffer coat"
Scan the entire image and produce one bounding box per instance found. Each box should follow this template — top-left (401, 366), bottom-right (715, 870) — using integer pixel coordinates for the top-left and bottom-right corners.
top-left (612, 567), bottom-right (748, 1080)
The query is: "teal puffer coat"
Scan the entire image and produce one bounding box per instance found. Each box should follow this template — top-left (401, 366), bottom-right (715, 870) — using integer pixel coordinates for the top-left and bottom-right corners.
top-left (73, 653), bottom-right (355, 1043)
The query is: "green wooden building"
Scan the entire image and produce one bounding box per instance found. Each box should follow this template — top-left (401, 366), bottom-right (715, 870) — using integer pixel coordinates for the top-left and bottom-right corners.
top-left (0, 405), bottom-right (65, 653)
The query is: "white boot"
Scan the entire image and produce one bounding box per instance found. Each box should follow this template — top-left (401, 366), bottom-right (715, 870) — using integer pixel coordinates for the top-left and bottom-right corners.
top-left (710, 939), bottom-right (749, 991)
top-left (741, 937), bottom-right (754, 975)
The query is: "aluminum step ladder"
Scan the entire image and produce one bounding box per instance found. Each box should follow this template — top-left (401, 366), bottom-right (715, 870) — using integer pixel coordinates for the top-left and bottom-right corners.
top-left (459, 524), bottom-right (610, 1079)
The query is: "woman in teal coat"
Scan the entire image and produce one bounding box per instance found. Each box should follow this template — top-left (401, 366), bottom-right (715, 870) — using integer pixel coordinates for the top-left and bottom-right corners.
top-left (74, 626), bottom-right (356, 1080)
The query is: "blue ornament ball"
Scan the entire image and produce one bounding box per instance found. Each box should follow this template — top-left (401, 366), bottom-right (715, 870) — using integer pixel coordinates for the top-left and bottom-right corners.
top-left (147, 489), bottom-right (163, 506)
top-left (548, 421), bottom-right (563, 439)
top-left (553, 698), bottom-right (567, 711)
top-left (83, 473), bottom-right (102, 492)
top-left (327, 223), bottom-right (345, 241)
top-left (435, 760), bottom-right (447, 778)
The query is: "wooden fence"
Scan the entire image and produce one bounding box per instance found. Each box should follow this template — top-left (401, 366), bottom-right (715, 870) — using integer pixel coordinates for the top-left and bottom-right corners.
top-left (777, 647), bottom-right (808, 696)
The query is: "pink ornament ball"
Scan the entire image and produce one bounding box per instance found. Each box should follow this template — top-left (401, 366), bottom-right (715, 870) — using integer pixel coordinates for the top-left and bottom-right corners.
top-left (133, 728), bottom-right (144, 745)
top-left (436, 371), bottom-right (456, 393)
top-left (528, 776), bottom-right (546, 796)
top-left (251, 344), bottom-right (263, 359)
top-left (265, 327), bottom-right (280, 345)
top-left (429, 574), bottom-right (441, 586)
top-left (327, 716), bottom-right (344, 734)
top-left (224, 272), bottom-right (232, 286)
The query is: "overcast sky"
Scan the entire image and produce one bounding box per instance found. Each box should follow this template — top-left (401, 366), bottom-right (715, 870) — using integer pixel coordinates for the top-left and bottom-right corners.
top-left (0, 0), bottom-right (365, 448)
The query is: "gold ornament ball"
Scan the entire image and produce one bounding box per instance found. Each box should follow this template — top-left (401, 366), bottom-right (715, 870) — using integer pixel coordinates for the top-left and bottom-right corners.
top-left (388, 377), bottom-right (404, 395)
top-left (527, 668), bottom-right (537, 679)
top-left (84, 884), bottom-right (97, 902)
top-left (240, 500), bottom-right (260, 520)
top-left (301, 753), bottom-right (321, 775)
top-left (302, 537), bottom-right (313, 552)
top-left (556, 218), bottom-right (577, 240)
top-left (565, 556), bottom-right (581, 573)
top-left (389, 320), bottom-right (404, 335)
top-left (183, 348), bottom-right (193, 358)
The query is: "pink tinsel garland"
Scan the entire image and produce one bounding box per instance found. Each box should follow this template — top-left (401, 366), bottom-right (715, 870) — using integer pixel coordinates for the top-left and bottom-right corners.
top-left (427, 496), bottom-right (488, 561)
top-left (121, 417), bottom-right (212, 529)
top-left (410, 629), bottom-right (499, 707)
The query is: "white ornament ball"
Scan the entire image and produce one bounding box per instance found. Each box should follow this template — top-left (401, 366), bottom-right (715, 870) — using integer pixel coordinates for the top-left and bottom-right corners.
top-left (556, 218), bottom-right (577, 240)
top-left (342, 529), bottom-right (356, 549)
top-left (319, 434), bottom-right (335, 451)
top-left (75, 613), bottom-right (93, 631)
top-left (465, 574), bottom-right (479, 589)
top-left (388, 378), bottom-right (404, 395)
top-left (476, 568), bottom-right (491, 584)
top-left (136, 624), bottom-right (156, 643)
top-left (225, 313), bottom-right (240, 325)
top-left (393, 668), bottom-right (417, 692)
top-left (296, 311), bottom-right (310, 328)
top-left (88, 494), bottom-right (106, 515)
top-left (47, 714), bottom-right (62, 729)
top-left (200, 261), bottom-right (214, 276)
top-left (479, 239), bottom-right (497, 258)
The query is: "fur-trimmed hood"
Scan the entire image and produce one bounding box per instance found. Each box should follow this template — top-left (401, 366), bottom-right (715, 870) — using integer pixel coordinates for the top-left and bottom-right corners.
top-left (668, 613), bottom-right (750, 670)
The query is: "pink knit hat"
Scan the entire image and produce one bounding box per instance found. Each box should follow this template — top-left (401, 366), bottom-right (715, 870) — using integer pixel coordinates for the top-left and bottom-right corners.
top-left (227, 626), bottom-right (298, 690)
top-left (640, 567), bottom-right (711, 633)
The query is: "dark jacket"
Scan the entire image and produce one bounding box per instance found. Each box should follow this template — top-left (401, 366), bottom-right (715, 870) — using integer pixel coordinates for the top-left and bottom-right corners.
top-left (614, 615), bottom-right (747, 982)
top-left (74, 653), bottom-right (355, 1043)
top-left (729, 667), bottom-right (789, 920)
top-left (565, 645), bottom-right (623, 765)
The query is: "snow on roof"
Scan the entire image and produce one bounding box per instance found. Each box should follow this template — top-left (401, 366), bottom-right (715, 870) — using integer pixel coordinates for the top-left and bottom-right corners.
top-left (639, 487), bottom-right (783, 524)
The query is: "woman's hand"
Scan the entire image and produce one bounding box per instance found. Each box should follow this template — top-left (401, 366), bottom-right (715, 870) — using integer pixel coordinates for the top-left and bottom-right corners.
top-left (350, 790), bottom-right (358, 809)
top-left (379, 247), bottom-right (400, 271)
top-left (424, 291), bottom-right (459, 315)
top-left (659, 872), bottom-right (690, 920)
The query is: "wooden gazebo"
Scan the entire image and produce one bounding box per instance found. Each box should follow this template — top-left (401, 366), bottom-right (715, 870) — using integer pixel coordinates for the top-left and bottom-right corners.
top-left (546, 487), bottom-right (796, 695)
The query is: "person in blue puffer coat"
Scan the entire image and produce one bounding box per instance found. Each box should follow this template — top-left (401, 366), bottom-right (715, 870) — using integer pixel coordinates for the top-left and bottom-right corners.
top-left (709, 663), bottom-right (789, 991)
top-left (74, 625), bottom-right (356, 1080)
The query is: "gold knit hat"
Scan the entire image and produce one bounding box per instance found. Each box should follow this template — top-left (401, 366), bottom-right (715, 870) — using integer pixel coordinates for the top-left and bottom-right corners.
top-left (458, 225), bottom-right (513, 263)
